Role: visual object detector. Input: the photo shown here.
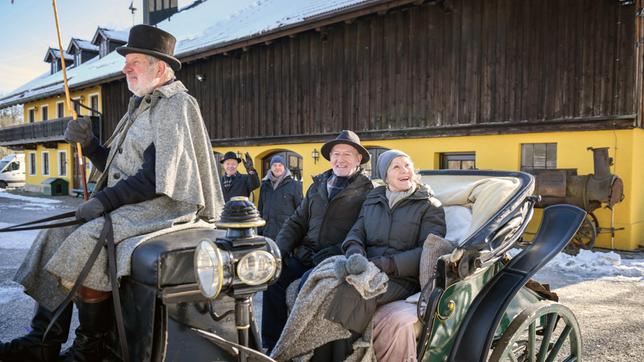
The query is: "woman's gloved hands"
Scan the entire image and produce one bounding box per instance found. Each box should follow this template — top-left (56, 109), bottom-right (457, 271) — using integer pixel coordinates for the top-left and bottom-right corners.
top-left (334, 254), bottom-right (369, 280)
top-left (369, 255), bottom-right (397, 275)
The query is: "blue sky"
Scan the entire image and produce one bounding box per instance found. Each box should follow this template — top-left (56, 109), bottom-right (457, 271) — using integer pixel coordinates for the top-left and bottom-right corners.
top-left (0, 0), bottom-right (195, 94)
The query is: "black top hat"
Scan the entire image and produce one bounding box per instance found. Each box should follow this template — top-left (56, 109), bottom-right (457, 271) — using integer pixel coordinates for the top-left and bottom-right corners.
top-left (117, 24), bottom-right (181, 71)
top-left (220, 151), bottom-right (242, 164)
top-left (321, 130), bottom-right (370, 164)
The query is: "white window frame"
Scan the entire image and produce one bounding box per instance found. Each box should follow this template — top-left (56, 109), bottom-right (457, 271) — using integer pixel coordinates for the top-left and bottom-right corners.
top-left (72, 97), bottom-right (82, 116)
top-left (41, 105), bottom-right (49, 121)
top-left (42, 152), bottom-right (50, 176)
top-left (29, 152), bottom-right (37, 176)
top-left (57, 150), bottom-right (67, 176)
top-left (28, 107), bottom-right (35, 123)
top-left (56, 101), bottom-right (65, 118)
top-left (88, 93), bottom-right (100, 115)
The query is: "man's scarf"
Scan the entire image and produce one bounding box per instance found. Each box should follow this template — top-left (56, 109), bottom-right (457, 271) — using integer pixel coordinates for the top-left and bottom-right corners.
top-left (223, 173), bottom-right (236, 191)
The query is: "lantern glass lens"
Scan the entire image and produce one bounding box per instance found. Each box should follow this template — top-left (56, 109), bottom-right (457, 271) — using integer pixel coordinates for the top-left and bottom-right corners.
top-left (237, 250), bottom-right (276, 286)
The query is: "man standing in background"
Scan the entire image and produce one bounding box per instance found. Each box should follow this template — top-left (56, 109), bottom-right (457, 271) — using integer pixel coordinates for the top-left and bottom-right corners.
top-left (220, 151), bottom-right (260, 202)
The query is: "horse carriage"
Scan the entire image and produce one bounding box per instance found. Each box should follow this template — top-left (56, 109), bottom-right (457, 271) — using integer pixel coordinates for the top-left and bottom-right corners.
top-left (112, 170), bottom-right (585, 361)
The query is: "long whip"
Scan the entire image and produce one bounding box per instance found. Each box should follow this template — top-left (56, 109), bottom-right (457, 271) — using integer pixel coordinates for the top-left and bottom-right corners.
top-left (52, 0), bottom-right (89, 200)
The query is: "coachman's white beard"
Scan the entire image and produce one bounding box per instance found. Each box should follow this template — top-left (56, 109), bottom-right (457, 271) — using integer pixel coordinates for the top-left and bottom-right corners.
top-left (127, 68), bottom-right (162, 97)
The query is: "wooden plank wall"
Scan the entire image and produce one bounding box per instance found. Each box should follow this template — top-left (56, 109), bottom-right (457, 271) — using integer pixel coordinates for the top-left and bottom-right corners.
top-left (100, 0), bottom-right (638, 143)
top-left (100, 79), bottom-right (129, 142)
top-left (636, 0), bottom-right (644, 128)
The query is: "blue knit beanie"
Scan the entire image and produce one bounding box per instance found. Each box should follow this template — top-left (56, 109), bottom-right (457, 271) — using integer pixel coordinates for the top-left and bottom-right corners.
top-left (270, 155), bottom-right (286, 167)
top-left (378, 149), bottom-right (410, 180)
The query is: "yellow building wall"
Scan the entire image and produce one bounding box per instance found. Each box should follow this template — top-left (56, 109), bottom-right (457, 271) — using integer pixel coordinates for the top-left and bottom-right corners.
top-left (25, 144), bottom-right (73, 185)
top-left (22, 86), bottom-right (101, 193)
top-left (629, 129), bottom-right (644, 250)
top-left (22, 86), bottom-right (101, 121)
top-left (214, 128), bottom-right (641, 251)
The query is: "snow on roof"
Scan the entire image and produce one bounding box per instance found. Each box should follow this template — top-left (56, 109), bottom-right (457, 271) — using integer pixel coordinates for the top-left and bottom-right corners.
top-left (44, 48), bottom-right (73, 62)
top-left (166, 0), bottom-right (373, 57)
top-left (1, 52), bottom-right (123, 106)
top-left (1, 0), bottom-right (379, 108)
top-left (91, 27), bottom-right (129, 45)
top-left (102, 29), bottom-right (129, 43)
top-left (68, 38), bottom-right (99, 53)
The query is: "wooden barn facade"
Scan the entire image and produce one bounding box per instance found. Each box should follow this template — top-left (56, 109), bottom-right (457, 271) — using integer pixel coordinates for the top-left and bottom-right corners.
top-left (97, 0), bottom-right (644, 250)
top-left (1, 0), bottom-right (642, 250)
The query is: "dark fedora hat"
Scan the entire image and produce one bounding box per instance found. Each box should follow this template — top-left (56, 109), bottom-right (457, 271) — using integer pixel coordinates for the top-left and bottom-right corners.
top-left (220, 151), bottom-right (242, 164)
top-left (321, 130), bottom-right (370, 164)
top-left (117, 24), bottom-right (181, 71)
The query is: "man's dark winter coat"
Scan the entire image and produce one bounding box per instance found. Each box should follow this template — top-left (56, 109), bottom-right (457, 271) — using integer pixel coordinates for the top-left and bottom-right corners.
top-left (276, 169), bottom-right (373, 266)
top-left (258, 175), bottom-right (303, 241)
top-left (220, 172), bottom-right (260, 202)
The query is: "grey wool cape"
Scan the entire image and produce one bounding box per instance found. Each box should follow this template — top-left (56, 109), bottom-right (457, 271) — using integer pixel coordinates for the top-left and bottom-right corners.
top-left (14, 81), bottom-right (224, 311)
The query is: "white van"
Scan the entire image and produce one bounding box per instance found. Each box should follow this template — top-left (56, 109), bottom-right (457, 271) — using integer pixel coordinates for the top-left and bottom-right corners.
top-left (0, 153), bottom-right (26, 188)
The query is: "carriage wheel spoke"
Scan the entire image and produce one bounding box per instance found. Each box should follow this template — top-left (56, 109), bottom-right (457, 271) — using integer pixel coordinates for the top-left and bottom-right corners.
top-left (545, 325), bottom-right (572, 362)
top-left (562, 357), bottom-right (577, 362)
top-left (537, 313), bottom-right (557, 362)
top-left (528, 322), bottom-right (537, 362)
top-left (508, 349), bottom-right (519, 362)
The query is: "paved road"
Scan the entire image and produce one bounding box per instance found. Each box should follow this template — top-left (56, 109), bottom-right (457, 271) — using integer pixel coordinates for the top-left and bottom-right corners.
top-left (1, 189), bottom-right (642, 361)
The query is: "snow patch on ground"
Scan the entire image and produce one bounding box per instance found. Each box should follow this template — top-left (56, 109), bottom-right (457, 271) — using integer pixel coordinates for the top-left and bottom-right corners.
top-left (0, 283), bottom-right (26, 305)
top-left (544, 249), bottom-right (643, 279)
top-left (0, 189), bottom-right (61, 206)
top-left (511, 248), bottom-right (644, 287)
top-left (0, 223), bottom-right (38, 249)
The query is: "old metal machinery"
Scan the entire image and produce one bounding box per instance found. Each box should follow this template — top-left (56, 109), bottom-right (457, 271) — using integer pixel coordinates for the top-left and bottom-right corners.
top-left (530, 147), bottom-right (624, 251)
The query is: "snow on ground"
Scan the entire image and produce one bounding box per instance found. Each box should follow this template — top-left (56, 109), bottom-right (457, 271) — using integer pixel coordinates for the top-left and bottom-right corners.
top-left (0, 223), bottom-right (38, 249)
top-left (544, 249), bottom-right (644, 279)
top-left (0, 283), bottom-right (26, 305)
top-left (0, 189), bottom-right (61, 206)
top-left (509, 248), bottom-right (644, 288)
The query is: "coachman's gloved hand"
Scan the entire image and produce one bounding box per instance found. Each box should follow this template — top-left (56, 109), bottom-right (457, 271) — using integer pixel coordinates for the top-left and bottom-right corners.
top-left (76, 198), bottom-right (105, 221)
top-left (370, 256), bottom-right (397, 275)
top-left (243, 152), bottom-right (255, 171)
top-left (64, 118), bottom-right (94, 147)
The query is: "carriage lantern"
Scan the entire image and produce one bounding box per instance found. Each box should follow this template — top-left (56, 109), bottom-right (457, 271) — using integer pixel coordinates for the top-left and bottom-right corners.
top-left (194, 197), bottom-right (282, 349)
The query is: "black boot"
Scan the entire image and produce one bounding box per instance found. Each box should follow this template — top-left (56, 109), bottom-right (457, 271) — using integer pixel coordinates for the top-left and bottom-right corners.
top-left (63, 298), bottom-right (112, 362)
top-left (0, 303), bottom-right (72, 362)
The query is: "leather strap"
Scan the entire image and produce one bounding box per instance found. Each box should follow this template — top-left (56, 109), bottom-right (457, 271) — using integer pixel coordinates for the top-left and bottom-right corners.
top-left (104, 213), bottom-right (130, 362)
top-left (0, 211), bottom-right (82, 232)
top-left (42, 213), bottom-right (111, 344)
top-left (42, 214), bottom-right (130, 362)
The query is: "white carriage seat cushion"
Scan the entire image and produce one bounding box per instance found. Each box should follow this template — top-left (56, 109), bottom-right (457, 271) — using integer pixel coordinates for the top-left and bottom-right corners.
top-left (432, 177), bottom-right (522, 246)
top-left (443, 205), bottom-right (472, 245)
